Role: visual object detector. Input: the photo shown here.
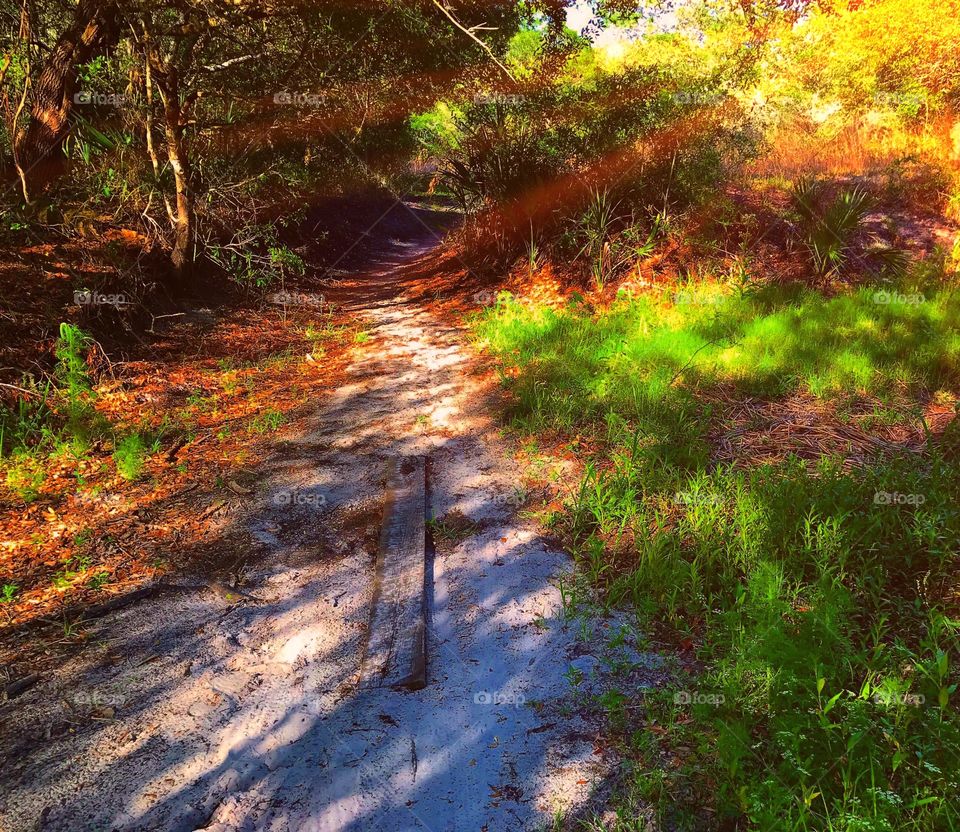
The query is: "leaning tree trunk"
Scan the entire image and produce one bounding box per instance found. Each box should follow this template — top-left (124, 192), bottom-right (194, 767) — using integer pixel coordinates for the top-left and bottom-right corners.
top-left (155, 67), bottom-right (194, 277)
top-left (13, 0), bottom-right (119, 202)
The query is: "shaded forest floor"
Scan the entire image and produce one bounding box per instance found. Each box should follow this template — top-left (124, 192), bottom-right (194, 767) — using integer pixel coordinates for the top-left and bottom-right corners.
top-left (0, 193), bottom-right (464, 683)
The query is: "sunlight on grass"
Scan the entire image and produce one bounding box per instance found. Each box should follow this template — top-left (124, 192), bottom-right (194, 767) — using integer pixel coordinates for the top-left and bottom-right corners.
top-left (474, 283), bottom-right (960, 829)
top-left (479, 285), bottom-right (960, 409)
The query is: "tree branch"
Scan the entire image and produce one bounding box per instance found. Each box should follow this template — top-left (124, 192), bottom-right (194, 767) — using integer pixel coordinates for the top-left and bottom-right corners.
top-left (202, 52), bottom-right (263, 72)
top-left (429, 0), bottom-right (515, 81)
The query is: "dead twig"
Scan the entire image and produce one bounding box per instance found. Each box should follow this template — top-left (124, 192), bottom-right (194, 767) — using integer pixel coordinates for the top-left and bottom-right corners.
top-left (0, 381), bottom-right (41, 397)
top-left (429, 0), bottom-right (515, 81)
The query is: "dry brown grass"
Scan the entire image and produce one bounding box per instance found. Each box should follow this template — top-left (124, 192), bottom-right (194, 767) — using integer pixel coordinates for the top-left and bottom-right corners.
top-left (710, 389), bottom-right (958, 470)
top-left (751, 114), bottom-right (960, 184)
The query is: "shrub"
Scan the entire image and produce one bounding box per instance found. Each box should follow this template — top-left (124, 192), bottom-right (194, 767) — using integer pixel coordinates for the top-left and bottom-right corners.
top-left (438, 102), bottom-right (563, 213)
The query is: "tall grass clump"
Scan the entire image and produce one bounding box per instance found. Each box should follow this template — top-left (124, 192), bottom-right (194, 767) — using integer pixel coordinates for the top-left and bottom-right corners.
top-left (113, 433), bottom-right (148, 481)
top-left (53, 323), bottom-right (99, 439)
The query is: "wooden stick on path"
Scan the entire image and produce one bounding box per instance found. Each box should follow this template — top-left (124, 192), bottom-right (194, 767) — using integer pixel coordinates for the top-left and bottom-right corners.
top-left (360, 456), bottom-right (427, 690)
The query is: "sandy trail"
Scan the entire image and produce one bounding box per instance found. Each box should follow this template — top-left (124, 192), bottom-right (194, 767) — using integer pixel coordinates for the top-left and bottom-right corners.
top-left (1, 210), bottom-right (656, 831)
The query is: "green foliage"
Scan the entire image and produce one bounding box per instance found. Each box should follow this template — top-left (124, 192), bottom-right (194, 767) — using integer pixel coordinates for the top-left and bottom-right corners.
top-left (792, 178), bottom-right (873, 277)
top-left (604, 455), bottom-right (960, 831)
top-left (410, 101), bottom-right (463, 157)
top-left (416, 26), bottom-right (753, 266)
top-left (438, 101), bottom-right (563, 212)
top-left (575, 188), bottom-right (620, 289)
top-left (427, 511), bottom-right (480, 545)
top-left (54, 323), bottom-right (97, 428)
top-left (1, 326), bottom-right (105, 501)
top-left (248, 408), bottom-right (284, 434)
top-left (4, 453), bottom-right (47, 502)
top-left (88, 571), bottom-right (110, 591)
top-left (478, 284), bottom-right (960, 409)
top-left (505, 28), bottom-right (545, 79)
top-left (476, 286), bottom-right (960, 829)
top-left (0, 383), bottom-right (53, 460)
top-left (524, 221), bottom-right (541, 274)
top-left (207, 220), bottom-right (305, 290)
top-left (783, 0), bottom-right (960, 122)
top-left (113, 433), bottom-right (147, 481)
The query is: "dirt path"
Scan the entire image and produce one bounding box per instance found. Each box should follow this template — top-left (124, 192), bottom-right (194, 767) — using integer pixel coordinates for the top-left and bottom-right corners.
top-left (1, 209), bottom-right (658, 831)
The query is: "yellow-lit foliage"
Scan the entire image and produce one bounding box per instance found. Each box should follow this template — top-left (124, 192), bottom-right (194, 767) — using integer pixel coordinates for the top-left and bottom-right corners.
top-left (789, 0), bottom-right (960, 115)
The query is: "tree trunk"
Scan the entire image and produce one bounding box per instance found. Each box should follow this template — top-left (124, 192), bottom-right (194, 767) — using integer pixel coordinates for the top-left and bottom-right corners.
top-left (155, 67), bottom-right (194, 277)
top-left (13, 0), bottom-right (120, 201)
top-left (142, 37), bottom-right (174, 224)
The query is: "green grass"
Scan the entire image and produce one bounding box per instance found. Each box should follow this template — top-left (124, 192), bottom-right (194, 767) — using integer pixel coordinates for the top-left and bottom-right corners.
top-left (113, 433), bottom-right (148, 481)
top-left (479, 283), bottom-right (959, 408)
top-left (1, 326), bottom-right (174, 502)
top-left (248, 407), bottom-right (284, 434)
top-left (427, 511), bottom-right (480, 545)
top-left (1, 325), bottom-right (109, 501)
top-left (3, 451), bottom-right (48, 502)
top-left (474, 282), bottom-right (960, 830)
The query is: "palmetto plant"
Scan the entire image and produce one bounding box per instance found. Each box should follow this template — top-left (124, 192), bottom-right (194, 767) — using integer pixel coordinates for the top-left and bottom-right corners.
top-left (439, 108), bottom-right (554, 212)
top-left (576, 188), bottom-right (621, 289)
top-left (791, 177), bottom-right (872, 276)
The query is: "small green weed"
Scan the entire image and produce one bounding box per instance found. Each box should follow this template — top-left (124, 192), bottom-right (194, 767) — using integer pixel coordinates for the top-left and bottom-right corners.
top-left (88, 571), bottom-right (110, 591)
top-left (249, 408), bottom-right (284, 434)
top-left (113, 433), bottom-right (147, 480)
top-left (427, 510), bottom-right (480, 545)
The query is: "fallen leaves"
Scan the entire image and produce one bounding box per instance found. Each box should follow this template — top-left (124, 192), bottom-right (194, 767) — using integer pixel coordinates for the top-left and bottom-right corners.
top-left (0, 301), bottom-right (359, 674)
top-left (487, 783), bottom-right (524, 803)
